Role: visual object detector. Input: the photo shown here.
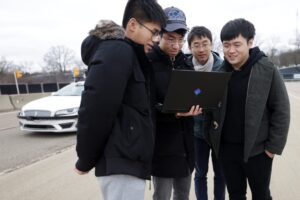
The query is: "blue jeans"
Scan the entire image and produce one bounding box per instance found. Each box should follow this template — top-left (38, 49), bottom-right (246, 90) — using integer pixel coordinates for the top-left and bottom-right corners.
top-left (194, 138), bottom-right (226, 200)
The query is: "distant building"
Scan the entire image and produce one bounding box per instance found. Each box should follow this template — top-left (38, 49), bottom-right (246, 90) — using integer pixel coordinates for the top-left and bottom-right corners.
top-left (279, 66), bottom-right (300, 80)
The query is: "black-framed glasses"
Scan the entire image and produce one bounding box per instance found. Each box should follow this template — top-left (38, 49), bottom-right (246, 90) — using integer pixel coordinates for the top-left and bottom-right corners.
top-left (136, 20), bottom-right (160, 40)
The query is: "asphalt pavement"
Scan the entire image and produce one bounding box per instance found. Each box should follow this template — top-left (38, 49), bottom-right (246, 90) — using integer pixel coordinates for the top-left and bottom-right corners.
top-left (0, 82), bottom-right (299, 200)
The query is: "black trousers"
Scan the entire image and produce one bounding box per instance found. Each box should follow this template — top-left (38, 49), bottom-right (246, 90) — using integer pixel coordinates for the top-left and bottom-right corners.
top-left (219, 144), bottom-right (273, 200)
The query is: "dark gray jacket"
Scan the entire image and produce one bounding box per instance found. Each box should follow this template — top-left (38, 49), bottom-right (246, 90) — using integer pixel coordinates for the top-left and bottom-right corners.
top-left (208, 55), bottom-right (290, 162)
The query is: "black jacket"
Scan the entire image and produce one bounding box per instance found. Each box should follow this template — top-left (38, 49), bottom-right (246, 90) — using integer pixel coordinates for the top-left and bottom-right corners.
top-left (147, 45), bottom-right (195, 178)
top-left (76, 22), bottom-right (154, 179)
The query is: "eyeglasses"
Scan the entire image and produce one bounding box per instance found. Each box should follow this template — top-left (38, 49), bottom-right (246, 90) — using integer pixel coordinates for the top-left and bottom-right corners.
top-left (136, 20), bottom-right (160, 40)
top-left (191, 43), bottom-right (210, 50)
top-left (163, 36), bottom-right (185, 46)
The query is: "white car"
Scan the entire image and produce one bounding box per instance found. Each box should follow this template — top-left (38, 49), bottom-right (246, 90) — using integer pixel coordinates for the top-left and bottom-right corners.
top-left (18, 81), bottom-right (84, 133)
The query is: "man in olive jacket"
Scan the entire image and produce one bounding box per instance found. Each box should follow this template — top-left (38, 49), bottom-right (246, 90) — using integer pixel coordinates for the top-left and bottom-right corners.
top-left (207, 18), bottom-right (290, 200)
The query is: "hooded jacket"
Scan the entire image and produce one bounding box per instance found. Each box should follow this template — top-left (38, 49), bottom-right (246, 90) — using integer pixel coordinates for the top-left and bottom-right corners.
top-left (207, 47), bottom-right (290, 162)
top-left (186, 51), bottom-right (223, 139)
top-left (147, 45), bottom-right (195, 178)
top-left (76, 20), bottom-right (154, 179)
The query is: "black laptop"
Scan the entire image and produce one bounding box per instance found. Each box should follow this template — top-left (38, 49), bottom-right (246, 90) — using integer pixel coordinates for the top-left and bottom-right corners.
top-left (161, 70), bottom-right (231, 113)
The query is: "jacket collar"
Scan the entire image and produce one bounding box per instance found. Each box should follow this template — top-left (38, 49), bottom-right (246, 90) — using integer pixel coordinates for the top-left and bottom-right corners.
top-left (147, 44), bottom-right (188, 67)
top-left (187, 51), bottom-right (223, 71)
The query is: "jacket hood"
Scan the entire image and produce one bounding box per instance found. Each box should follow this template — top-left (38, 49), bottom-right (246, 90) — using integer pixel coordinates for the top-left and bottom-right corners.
top-left (81, 20), bottom-right (125, 65)
top-left (89, 20), bottom-right (125, 40)
top-left (223, 47), bottom-right (265, 72)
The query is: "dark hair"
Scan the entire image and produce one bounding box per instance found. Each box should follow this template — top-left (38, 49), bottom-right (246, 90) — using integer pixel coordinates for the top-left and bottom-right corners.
top-left (161, 29), bottom-right (187, 37)
top-left (220, 18), bottom-right (255, 42)
top-left (187, 26), bottom-right (212, 46)
top-left (122, 0), bottom-right (166, 29)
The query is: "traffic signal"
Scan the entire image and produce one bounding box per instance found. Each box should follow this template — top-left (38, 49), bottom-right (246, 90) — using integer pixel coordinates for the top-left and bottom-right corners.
top-left (15, 70), bottom-right (22, 78)
top-left (73, 67), bottom-right (79, 77)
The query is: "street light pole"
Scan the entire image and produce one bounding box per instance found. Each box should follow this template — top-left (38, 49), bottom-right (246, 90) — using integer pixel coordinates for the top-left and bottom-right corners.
top-left (14, 71), bottom-right (20, 95)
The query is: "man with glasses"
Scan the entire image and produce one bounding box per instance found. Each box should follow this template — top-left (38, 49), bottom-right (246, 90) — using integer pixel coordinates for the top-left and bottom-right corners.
top-left (147, 6), bottom-right (201, 200)
top-left (187, 26), bottom-right (225, 200)
top-left (75, 0), bottom-right (166, 200)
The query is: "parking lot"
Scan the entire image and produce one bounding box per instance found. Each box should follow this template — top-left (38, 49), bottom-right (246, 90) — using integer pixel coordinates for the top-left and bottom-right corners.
top-left (0, 82), bottom-right (299, 199)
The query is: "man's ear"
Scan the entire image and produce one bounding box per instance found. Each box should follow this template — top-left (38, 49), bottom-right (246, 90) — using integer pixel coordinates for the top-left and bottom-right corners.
top-left (248, 38), bottom-right (254, 47)
top-left (127, 18), bottom-right (138, 33)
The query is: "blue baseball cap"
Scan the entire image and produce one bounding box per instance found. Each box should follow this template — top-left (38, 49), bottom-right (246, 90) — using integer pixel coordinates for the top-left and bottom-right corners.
top-left (164, 6), bottom-right (188, 32)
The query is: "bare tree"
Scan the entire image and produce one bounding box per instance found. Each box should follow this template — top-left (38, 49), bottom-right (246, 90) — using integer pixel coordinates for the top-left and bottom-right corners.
top-left (295, 10), bottom-right (300, 50)
top-left (74, 59), bottom-right (87, 71)
top-left (294, 33), bottom-right (300, 49)
top-left (43, 45), bottom-right (76, 72)
top-left (293, 33), bottom-right (300, 66)
top-left (268, 48), bottom-right (280, 66)
top-left (266, 36), bottom-right (281, 66)
top-left (253, 34), bottom-right (264, 47)
top-left (278, 49), bottom-right (300, 67)
top-left (291, 49), bottom-right (300, 66)
top-left (212, 34), bottom-right (223, 55)
top-left (18, 61), bottom-right (34, 73)
top-left (0, 56), bottom-right (14, 74)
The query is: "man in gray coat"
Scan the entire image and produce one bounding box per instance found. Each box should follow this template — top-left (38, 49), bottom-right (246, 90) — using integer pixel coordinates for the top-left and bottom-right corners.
top-left (207, 18), bottom-right (290, 200)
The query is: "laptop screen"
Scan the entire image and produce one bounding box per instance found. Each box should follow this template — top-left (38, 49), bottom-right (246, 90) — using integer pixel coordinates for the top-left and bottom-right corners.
top-left (162, 70), bottom-right (231, 113)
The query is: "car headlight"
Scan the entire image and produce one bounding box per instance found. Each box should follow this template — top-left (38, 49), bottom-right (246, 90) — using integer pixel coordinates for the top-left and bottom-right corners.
top-left (19, 111), bottom-right (25, 117)
top-left (55, 108), bottom-right (79, 116)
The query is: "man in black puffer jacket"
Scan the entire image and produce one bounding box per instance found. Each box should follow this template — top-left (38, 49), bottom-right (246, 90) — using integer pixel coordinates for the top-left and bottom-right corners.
top-left (147, 6), bottom-right (201, 200)
top-left (74, 1), bottom-right (166, 200)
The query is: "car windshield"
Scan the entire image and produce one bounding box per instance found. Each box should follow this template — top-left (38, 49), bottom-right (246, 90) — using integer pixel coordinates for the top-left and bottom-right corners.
top-left (53, 82), bottom-right (84, 96)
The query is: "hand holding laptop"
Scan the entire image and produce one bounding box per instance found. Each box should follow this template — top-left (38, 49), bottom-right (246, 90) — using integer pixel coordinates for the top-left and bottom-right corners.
top-left (175, 105), bottom-right (202, 117)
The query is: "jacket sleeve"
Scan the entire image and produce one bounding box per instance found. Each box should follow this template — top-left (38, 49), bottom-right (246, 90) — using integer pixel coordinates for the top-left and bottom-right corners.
top-left (75, 41), bottom-right (134, 171)
top-left (265, 67), bottom-right (290, 155)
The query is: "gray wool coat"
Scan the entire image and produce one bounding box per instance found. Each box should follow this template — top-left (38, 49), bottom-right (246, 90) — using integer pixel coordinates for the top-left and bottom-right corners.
top-left (207, 56), bottom-right (290, 162)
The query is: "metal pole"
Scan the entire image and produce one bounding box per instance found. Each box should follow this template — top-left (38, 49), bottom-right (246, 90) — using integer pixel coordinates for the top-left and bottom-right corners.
top-left (14, 71), bottom-right (20, 95)
top-left (41, 83), bottom-right (44, 93)
top-left (26, 83), bottom-right (29, 94)
top-left (296, 9), bottom-right (299, 66)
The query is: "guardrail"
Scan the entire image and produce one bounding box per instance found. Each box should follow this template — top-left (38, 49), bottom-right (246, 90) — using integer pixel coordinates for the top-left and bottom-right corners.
top-left (0, 93), bottom-right (51, 112)
top-left (0, 83), bottom-right (69, 95)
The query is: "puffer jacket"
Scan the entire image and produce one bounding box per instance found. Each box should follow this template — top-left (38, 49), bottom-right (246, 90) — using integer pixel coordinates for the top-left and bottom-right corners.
top-left (76, 20), bottom-right (155, 179)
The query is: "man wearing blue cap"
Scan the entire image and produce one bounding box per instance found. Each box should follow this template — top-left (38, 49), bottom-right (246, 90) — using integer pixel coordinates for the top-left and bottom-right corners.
top-left (147, 6), bottom-right (201, 200)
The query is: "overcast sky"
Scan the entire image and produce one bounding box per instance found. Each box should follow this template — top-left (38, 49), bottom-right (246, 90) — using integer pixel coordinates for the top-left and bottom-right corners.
top-left (1, 0), bottom-right (299, 71)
